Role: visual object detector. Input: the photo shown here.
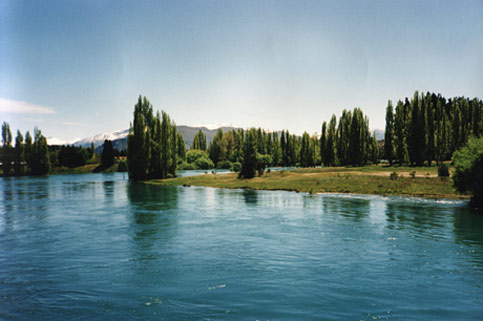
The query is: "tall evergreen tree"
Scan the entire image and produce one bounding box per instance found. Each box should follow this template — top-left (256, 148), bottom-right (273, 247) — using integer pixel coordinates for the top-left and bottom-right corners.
top-left (101, 139), bottom-right (115, 167)
top-left (1, 122), bottom-right (13, 176)
top-left (24, 131), bottom-right (33, 173)
top-left (192, 130), bottom-right (207, 151)
top-left (320, 121), bottom-right (327, 166)
top-left (177, 132), bottom-right (186, 161)
top-left (31, 128), bottom-right (50, 175)
top-left (239, 129), bottom-right (257, 179)
top-left (14, 130), bottom-right (24, 176)
top-left (394, 100), bottom-right (409, 165)
top-left (326, 115), bottom-right (337, 166)
top-left (384, 100), bottom-right (395, 165)
top-left (349, 108), bottom-right (365, 166)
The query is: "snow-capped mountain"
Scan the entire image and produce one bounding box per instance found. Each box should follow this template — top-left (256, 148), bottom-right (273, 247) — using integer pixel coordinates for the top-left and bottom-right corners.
top-left (72, 129), bottom-right (130, 148)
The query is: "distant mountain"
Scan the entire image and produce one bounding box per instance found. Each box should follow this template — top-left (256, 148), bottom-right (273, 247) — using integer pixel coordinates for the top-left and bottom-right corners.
top-left (71, 126), bottom-right (240, 153)
top-left (73, 129), bottom-right (130, 148)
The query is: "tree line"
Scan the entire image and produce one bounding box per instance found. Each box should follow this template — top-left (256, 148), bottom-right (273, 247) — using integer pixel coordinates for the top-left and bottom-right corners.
top-left (1, 121), bottom-right (121, 176)
top-left (384, 91), bottom-right (482, 166)
top-left (1, 122), bottom-right (51, 176)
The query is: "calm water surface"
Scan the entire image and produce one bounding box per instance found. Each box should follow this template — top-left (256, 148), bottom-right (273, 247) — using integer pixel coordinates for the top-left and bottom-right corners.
top-left (1, 173), bottom-right (482, 320)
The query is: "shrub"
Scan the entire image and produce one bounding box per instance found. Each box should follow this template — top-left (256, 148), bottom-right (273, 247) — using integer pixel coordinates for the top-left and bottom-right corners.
top-left (256, 153), bottom-right (272, 176)
top-left (186, 149), bottom-right (210, 164)
top-left (231, 161), bottom-right (241, 172)
top-left (216, 160), bottom-right (232, 169)
top-left (452, 136), bottom-right (483, 210)
top-left (177, 161), bottom-right (195, 170)
top-left (438, 164), bottom-right (450, 178)
top-left (117, 160), bottom-right (128, 172)
top-left (389, 172), bottom-right (398, 180)
top-left (194, 157), bottom-right (214, 170)
top-left (410, 171), bottom-right (416, 178)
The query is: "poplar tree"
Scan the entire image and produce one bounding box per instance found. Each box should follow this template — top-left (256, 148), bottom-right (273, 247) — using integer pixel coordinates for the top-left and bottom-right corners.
top-left (320, 121), bottom-right (327, 166)
top-left (394, 100), bottom-right (409, 165)
top-left (326, 115), bottom-right (337, 166)
top-left (384, 100), bottom-right (395, 165)
top-left (14, 130), bottom-right (24, 176)
top-left (192, 130), bottom-right (207, 151)
top-left (1, 122), bottom-right (12, 176)
top-left (239, 129), bottom-right (257, 178)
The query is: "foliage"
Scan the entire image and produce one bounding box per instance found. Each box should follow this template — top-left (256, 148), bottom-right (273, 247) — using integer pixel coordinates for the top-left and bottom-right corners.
top-left (58, 145), bottom-right (89, 168)
top-left (216, 160), bottom-right (232, 169)
top-left (389, 172), bottom-right (398, 180)
top-left (101, 139), bottom-right (115, 167)
top-left (186, 149), bottom-right (210, 164)
top-left (177, 161), bottom-right (195, 170)
top-left (30, 128), bottom-right (50, 175)
top-left (384, 100), bottom-right (395, 164)
top-left (239, 129), bottom-right (257, 178)
top-left (194, 157), bottom-right (214, 170)
top-left (127, 95), bottom-right (178, 180)
top-left (191, 130), bottom-right (207, 151)
top-left (452, 136), bottom-right (483, 209)
top-left (256, 153), bottom-right (272, 176)
top-left (437, 164), bottom-right (450, 178)
top-left (231, 161), bottom-right (241, 172)
top-left (117, 159), bottom-right (128, 172)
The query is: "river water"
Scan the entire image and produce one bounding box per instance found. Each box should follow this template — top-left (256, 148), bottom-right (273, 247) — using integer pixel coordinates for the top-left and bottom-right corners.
top-left (0, 173), bottom-right (482, 320)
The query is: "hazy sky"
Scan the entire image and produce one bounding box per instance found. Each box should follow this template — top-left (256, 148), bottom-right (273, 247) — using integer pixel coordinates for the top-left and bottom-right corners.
top-left (1, 0), bottom-right (482, 142)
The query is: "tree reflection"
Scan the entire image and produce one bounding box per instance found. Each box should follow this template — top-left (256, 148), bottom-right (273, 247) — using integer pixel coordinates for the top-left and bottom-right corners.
top-left (242, 189), bottom-right (258, 206)
top-left (127, 182), bottom-right (179, 245)
top-left (322, 196), bottom-right (369, 221)
top-left (453, 207), bottom-right (483, 246)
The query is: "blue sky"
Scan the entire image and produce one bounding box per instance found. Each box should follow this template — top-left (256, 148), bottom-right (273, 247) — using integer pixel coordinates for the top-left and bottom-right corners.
top-left (1, 0), bottom-right (482, 143)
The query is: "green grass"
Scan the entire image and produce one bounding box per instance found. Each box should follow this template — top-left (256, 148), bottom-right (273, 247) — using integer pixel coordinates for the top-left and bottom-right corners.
top-left (148, 165), bottom-right (468, 200)
top-left (50, 163), bottom-right (118, 175)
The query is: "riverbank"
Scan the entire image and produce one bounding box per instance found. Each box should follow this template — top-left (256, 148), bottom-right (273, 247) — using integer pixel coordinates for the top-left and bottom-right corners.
top-left (148, 165), bottom-right (468, 200)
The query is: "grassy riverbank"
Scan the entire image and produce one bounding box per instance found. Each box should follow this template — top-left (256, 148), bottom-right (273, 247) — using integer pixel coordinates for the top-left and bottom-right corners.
top-left (148, 165), bottom-right (468, 200)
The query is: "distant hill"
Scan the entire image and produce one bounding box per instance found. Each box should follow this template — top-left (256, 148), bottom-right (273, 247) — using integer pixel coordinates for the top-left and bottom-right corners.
top-left (71, 126), bottom-right (239, 153)
top-left (54, 125), bottom-right (384, 152)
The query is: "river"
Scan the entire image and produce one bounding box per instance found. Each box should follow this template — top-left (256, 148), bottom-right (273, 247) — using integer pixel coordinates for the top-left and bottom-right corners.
top-left (1, 173), bottom-right (482, 320)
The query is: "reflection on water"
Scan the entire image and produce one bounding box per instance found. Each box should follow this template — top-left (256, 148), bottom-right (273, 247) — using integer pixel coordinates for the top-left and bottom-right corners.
top-left (242, 189), bottom-right (258, 205)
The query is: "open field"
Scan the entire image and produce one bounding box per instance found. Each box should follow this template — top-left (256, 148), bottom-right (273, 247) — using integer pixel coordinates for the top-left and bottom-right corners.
top-left (148, 165), bottom-right (468, 200)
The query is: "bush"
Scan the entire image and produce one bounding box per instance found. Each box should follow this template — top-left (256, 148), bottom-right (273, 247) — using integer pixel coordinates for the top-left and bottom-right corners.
top-left (452, 136), bottom-right (483, 210)
top-left (410, 171), bottom-right (416, 178)
top-left (216, 160), bottom-right (232, 169)
top-left (256, 153), bottom-right (272, 176)
top-left (389, 172), bottom-right (398, 180)
top-left (177, 161), bottom-right (195, 170)
top-left (186, 149), bottom-right (210, 164)
top-left (438, 164), bottom-right (450, 178)
top-left (117, 160), bottom-right (128, 172)
top-left (231, 161), bottom-right (241, 172)
top-left (194, 157), bottom-right (214, 170)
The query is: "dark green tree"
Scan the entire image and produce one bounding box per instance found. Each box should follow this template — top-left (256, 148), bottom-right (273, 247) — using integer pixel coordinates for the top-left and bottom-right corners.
top-left (14, 130), bottom-right (24, 175)
top-left (101, 139), bottom-right (115, 167)
top-left (320, 121), bottom-right (327, 166)
top-left (31, 128), bottom-right (50, 175)
top-left (452, 136), bottom-right (483, 210)
top-left (239, 129), bottom-right (257, 178)
top-left (1, 121), bottom-right (13, 176)
top-left (326, 115), bottom-right (337, 166)
top-left (384, 100), bottom-right (395, 165)
top-left (192, 130), bottom-right (207, 151)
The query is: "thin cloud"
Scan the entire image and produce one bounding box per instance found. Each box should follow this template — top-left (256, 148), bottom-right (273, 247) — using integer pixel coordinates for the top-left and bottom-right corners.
top-left (61, 121), bottom-right (86, 127)
top-left (0, 97), bottom-right (55, 115)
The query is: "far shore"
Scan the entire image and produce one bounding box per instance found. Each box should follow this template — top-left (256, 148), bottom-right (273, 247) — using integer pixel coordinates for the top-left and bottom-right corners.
top-left (146, 165), bottom-right (469, 200)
